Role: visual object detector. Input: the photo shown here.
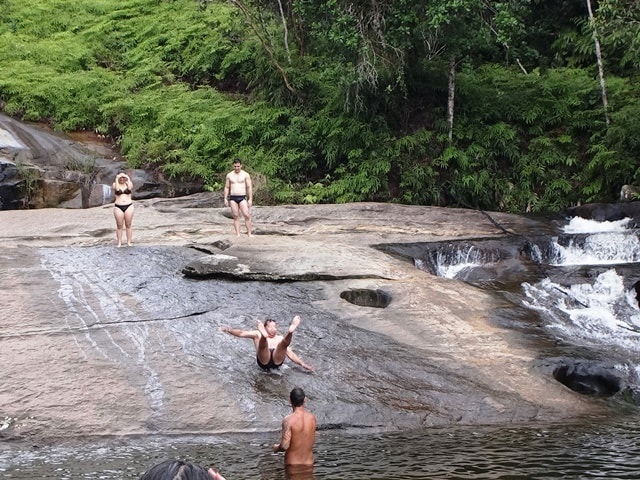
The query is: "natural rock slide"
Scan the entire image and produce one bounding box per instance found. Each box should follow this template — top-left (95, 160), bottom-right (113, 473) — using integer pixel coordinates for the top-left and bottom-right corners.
top-left (0, 113), bottom-right (617, 443)
top-left (0, 198), bottom-right (611, 442)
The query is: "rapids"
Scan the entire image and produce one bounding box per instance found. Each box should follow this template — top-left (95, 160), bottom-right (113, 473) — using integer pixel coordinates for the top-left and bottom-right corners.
top-left (412, 216), bottom-right (640, 398)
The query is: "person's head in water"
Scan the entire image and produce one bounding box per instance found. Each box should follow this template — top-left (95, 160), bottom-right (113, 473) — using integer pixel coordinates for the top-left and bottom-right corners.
top-left (290, 387), bottom-right (306, 407)
top-left (139, 459), bottom-right (225, 480)
top-left (263, 319), bottom-right (277, 337)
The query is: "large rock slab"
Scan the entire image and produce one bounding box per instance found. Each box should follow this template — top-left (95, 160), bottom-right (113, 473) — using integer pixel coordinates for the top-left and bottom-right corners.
top-left (0, 198), bottom-right (608, 442)
top-left (182, 240), bottom-right (398, 281)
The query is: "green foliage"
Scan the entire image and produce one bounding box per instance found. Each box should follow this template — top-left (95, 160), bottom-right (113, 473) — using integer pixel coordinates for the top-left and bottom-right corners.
top-left (65, 156), bottom-right (98, 175)
top-left (593, 0), bottom-right (640, 73)
top-left (1, 0), bottom-right (640, 212)
top-left (431, 64), bottom-right (629, 212)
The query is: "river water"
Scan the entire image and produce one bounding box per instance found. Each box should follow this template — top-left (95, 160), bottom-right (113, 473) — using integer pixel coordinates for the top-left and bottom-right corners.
top-left (2, 216), bottom-right (640, 479)
top-left (2, 419), bottom-right (640, 479)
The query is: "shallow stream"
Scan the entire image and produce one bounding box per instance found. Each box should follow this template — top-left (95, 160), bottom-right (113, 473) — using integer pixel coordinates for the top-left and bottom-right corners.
top-left (2, 419), bottom-right (640, 479)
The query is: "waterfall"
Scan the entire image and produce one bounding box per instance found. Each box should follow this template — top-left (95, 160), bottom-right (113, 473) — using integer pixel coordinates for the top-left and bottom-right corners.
top-left (421, 215), bottom-right (640, 390)
top-left (102, 184), bottom-right (112, 205)
top-left (546, 216), bottom-right (640, 266)
top-left (522, 270), bottom-right (640, 355)
top-left (522, 215), bottom-right (640, 351)
top-left (563, 216), bottom-right (632, 234)
top-left (414, 243), bottom-right (502, 279)
top-left (547, 232), bottom-right (640, 266)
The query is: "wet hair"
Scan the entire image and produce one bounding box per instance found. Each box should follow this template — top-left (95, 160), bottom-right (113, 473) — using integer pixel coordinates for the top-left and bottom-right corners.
top-left (232, 158), bottom-right (242, 165)
top-left (264, 319), bottom-right (276, 327)
top-left (290, 387), bottom-right (306, 407)
top-left (139, 459), bottom-right (212, 480)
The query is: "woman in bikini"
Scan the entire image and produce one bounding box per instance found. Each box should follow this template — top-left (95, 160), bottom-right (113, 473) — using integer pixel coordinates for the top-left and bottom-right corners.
top-left (112, 171), bottom-right (134, 247)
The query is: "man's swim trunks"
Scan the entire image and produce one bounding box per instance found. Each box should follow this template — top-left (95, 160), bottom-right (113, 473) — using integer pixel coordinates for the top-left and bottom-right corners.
top-left (228, 195), bottom-right (247, 203)
top-left (257, 348), bottom-right (284, 370)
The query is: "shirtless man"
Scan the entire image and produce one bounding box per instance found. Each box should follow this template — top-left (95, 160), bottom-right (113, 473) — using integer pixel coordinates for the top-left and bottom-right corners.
top-left (220, 315), bottom-right (313, 371)
top-left (223, 158), bottom-right (253, 237)
top-left (273, 387), bottom-right (317, 467)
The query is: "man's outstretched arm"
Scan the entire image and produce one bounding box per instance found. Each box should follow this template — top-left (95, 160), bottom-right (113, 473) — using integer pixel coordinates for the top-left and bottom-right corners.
top-left (286, 348), bottom-right (314, 371)
top-left (220, 326), bottom-right (258, 338)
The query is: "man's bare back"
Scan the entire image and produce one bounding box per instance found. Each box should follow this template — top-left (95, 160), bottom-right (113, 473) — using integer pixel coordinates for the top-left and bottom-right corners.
top-left (274, 387), bottom-right (316, 466)
top-left (282, 408), bottom-right (317, 465)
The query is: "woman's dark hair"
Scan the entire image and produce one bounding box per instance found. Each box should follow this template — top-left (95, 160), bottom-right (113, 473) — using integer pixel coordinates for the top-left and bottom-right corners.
top-left (140, 459), bottom-right (212, 480)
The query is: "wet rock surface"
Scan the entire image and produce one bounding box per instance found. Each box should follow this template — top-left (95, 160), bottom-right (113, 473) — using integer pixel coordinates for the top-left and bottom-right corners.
top-left (553, 362), bottom-right (621, 397)
top-left (567, 201), bottom-right (640, 226)
top-left (0, 197), bottom-right (611, 443)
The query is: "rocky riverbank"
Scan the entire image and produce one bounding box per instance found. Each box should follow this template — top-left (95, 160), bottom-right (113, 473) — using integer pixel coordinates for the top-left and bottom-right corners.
top-left (0, 197), bottom-right (611, 443)
top-left (0, 113), bottom-right (202, 209)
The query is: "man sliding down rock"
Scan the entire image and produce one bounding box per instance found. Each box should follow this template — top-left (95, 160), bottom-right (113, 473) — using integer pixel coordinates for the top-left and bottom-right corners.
top-left (221, 315), bottom-right (314, 372)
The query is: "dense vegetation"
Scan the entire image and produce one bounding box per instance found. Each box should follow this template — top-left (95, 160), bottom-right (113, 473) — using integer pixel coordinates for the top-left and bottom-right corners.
top-left (0, 0), bottom-right (639, 211)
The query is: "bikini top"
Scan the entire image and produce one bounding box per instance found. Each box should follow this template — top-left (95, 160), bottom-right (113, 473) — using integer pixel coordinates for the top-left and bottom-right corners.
top-left (115, 188), bottom-right (131, 195)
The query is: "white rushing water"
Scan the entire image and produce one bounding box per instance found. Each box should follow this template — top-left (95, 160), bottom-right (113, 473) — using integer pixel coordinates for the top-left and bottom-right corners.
top-left (417, 245), bottom-right (500, 279)
top-left (551, 233), bottom-right (640, 266)
top-left (562, 217), bottom-right (633, 234)
top-left (522, 270), bottom-right (640, 354)
top-left (427, 215), bottom-right (640, 374)
top-left (102, 183), bottom-right (113, 204)
top-left (522, 217), bottom-right (640, 359)
top-left (547, 216), bottom-right (640, 266)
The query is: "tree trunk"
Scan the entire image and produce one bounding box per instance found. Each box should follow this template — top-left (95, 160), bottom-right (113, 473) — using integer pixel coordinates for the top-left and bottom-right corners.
top-left (230, 0), bottom-right (295, 92)
top-left (276, 0), bottom-right (291, 63)
top-left (586, 0), bottom-right (610, 127)
top-left (447, 57), bottom-right (456, 143)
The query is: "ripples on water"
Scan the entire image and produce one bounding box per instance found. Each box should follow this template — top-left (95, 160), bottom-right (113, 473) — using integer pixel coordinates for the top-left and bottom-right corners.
top-left (2, 420), bottom-right (640, 479)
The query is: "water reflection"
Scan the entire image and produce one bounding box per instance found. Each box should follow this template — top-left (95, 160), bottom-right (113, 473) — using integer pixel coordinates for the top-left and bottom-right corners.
top-left (2, 420), bottom-right (640, 479)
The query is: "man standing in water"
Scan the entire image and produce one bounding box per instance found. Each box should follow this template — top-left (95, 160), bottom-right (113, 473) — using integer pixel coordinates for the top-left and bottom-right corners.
top-left (220, 315), bottom-right (314, 371)
top-left (223, 158), bottom-right (253, 237)
top-left (273, 387), bottom-right (317, 468)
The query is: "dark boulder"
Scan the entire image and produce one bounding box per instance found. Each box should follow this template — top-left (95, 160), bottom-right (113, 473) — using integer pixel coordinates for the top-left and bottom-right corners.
top-left (566, 201), bottom-right (640, 226)
top-left (553, 362), bottom-right (621, 397)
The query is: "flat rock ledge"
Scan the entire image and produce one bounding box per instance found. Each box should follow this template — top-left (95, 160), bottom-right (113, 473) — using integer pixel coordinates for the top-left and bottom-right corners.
top-left (0, 197), bottom-right (610, 441)
top-left (183, 243), bottom-right (397, 281)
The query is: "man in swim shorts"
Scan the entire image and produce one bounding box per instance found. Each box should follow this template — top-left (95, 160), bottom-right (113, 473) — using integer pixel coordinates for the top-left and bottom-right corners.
top-left (223, 158), bottom-right (253, 237)
top-left (220, 316), bottom-right (314, 371)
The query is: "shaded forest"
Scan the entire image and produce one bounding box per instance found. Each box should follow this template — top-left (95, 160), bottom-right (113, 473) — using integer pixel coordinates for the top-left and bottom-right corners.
top-left (1, 0), bottom-right (639, 212)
